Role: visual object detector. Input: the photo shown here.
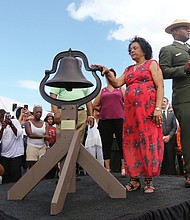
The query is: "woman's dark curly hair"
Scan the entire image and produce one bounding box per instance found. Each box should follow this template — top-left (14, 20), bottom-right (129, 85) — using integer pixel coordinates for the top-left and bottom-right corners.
top-left (128, 36), bottom-right (153, 60)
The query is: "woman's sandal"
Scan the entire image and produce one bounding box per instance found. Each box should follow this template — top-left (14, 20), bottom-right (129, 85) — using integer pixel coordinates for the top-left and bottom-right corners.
top-left (126, 177), bottom-right (141, 192)
top-left (144, 178), bottom-right (155, 193)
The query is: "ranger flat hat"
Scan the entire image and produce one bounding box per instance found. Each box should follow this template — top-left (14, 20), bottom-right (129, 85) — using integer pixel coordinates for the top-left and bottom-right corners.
top-left (165, 19), bottom-right (190, 34)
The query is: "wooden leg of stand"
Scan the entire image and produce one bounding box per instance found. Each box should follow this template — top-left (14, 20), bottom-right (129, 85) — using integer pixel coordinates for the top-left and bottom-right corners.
top-left (7, 138), bottom-right (70, 200)
top-left (50, 131), bottom-right (81, 215)
top-left (78, 145), bottom-right (126, 198)
top-left (59, 158), bottom-right (76, 193)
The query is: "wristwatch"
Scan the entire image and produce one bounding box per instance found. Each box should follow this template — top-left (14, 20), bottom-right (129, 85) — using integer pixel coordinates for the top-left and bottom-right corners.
top-left (155, 107), bottom-right (162, 111)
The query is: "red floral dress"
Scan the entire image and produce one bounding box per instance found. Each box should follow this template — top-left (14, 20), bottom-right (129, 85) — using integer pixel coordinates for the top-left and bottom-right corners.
top-left (123, 60), bottom-right (164, 177)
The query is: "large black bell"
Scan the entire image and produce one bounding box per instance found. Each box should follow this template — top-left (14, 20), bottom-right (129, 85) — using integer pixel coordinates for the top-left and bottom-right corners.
top-left (45, 57), bottom-right (93, 91)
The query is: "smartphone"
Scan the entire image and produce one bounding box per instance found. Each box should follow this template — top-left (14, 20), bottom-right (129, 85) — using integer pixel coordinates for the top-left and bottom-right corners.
top-left (4, 112), bottom-right (11, 120)
top-left (24, 105), bottom-right (28, 109)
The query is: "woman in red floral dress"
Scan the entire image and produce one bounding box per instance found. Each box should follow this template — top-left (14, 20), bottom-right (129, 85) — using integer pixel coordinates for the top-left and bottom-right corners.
top-left (93, 36), bottom-right (164, 193)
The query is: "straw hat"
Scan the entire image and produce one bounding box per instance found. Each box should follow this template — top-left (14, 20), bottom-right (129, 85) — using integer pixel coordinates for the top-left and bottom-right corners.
top-left (165, 19), bottom-right (190, 34)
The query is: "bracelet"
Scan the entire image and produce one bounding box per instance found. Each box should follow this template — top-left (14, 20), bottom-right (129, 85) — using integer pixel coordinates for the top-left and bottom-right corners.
top-left (54, 112), bottom-right (60, 115)
top-left (155, 107), bottom-right (162, 111)
top-left (88, 116), bottom-right (94, 119)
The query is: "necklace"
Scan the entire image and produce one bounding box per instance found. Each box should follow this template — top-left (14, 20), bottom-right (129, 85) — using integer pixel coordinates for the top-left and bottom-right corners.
top-left (134, 60), bottom-right (147, 71)
top-left (135, 60), bottom-right (147, 67)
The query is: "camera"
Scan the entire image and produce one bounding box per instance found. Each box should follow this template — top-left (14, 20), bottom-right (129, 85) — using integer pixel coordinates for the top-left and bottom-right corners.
top-left (4, 112), bottom-right (11, 120)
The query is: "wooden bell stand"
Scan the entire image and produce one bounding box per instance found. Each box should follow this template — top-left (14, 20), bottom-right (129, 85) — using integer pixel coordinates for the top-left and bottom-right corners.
top-left (7, 49), bottom-right (126, 215)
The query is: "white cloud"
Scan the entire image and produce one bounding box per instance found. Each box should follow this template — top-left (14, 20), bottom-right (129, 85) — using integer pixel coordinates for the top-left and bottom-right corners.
top-left (17, 80), bottom-right (39, 90)
top-left (67, 0), bottom-right (190, 58)
top-left (16, 78), bottom-right (50, 100)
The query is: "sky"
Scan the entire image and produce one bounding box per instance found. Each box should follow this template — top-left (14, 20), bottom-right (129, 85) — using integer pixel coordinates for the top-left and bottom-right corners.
top-left (0, 0), bottom-right (190, 116)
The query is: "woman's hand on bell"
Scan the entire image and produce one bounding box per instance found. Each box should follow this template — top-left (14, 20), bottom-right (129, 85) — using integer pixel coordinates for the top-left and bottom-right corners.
top-left (91, 64), bottom-right (109, 76)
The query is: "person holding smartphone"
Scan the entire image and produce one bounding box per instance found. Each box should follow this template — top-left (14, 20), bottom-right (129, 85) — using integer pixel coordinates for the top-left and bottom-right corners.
top-left (0, 109), bottom-right (24, 183)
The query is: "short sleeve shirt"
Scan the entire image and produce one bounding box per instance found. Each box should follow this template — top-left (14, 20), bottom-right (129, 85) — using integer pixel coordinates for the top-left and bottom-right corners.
top-left (50, 87), bottom-right (90, 109)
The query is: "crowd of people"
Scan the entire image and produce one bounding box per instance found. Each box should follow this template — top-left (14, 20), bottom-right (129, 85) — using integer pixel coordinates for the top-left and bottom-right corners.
top-left (0, 18), bottom-right (190, 194)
